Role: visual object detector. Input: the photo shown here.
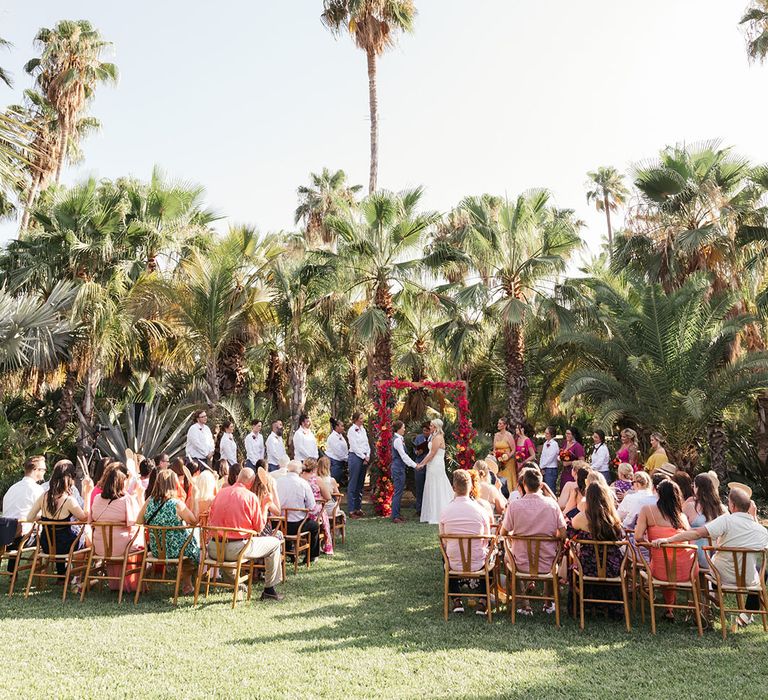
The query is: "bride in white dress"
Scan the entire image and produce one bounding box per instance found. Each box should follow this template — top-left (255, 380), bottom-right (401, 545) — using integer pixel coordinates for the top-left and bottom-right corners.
top-left (418, 419), bottom-right (455, 524)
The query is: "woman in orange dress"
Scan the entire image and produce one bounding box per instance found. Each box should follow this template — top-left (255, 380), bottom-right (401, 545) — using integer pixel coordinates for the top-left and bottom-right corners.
top-left (635, 480), bottom-right (695, 620)
top-left (493, 417), bottom-right (516, 490)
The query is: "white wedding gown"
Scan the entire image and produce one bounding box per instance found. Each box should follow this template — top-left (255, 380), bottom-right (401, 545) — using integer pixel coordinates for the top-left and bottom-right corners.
top-left (420, 446), bottom-right (454, 524)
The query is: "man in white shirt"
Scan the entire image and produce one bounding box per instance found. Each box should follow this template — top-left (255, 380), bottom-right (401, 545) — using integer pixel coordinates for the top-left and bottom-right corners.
top-left (325, 418), bottom-right (349, 485)
top-left (266, 420), bottom-right (288, 472)
top-left (292, 414), bottom-right (319, 463)
top-left (244, 419), bottom-right (265, 469)
top-left (186, 409), bottom-right (215, 469)
top-left (2, 456), bottom-right (46, 571)
top-left (275, 460), bottom-right (319, 561)
top-left (655, 487), bottom-right (768, 626)
top-left (391, 420), bottom-right (418, 523)
top-left (347, 411), bottom-right (371, 518)
top-left (539, 426), bottom-right (560, 494)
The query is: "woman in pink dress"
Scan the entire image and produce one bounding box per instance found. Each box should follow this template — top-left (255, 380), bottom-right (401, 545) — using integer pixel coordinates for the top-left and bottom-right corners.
top-left (300, 459), bottom-right (334, 555)
top-left (559, 426), bottom-right (585, 488)
top-left (89, 464), bottom-right (144, 592)
top-left (616, 428), bottom-right (641, 471)
top-left (513, 423), bottom-right (536, 484)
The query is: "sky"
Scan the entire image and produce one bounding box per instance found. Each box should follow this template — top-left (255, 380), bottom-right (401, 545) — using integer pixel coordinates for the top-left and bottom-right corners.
top-left (1, 0), bottom-right (767, 257)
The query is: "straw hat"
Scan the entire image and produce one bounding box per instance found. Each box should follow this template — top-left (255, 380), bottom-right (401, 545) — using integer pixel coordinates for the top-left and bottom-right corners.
top-left (727, 481), bottom-right (753, 499)
top-left (655, 462), bottom-right (677, 478)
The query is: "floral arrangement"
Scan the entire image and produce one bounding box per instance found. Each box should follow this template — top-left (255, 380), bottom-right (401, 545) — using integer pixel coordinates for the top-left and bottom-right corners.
top-left (559, 448), bottom-right (573, 462)
top-left (373, 379), bottom-right (477, 516)
top-left (611, 456), bottom-right (621, 469)
top-left (494, 447), bottom-right (510, 463)
top-left (514, 448), bottom-right (528, 463)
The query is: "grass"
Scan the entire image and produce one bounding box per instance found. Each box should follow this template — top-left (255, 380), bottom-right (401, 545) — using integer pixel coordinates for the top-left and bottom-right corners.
top-left (2, 510), bottom-right (768, 700)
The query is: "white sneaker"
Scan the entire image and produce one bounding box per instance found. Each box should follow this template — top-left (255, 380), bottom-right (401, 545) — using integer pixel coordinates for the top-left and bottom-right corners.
top-left (737, 612), bottom-right (754, 627)
top-left (543, 602), bottom-right (556, 615)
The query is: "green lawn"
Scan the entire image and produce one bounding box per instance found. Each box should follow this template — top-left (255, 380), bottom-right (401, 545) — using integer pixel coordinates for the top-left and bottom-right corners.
top-left (2, 511), bottom-right (768, 699)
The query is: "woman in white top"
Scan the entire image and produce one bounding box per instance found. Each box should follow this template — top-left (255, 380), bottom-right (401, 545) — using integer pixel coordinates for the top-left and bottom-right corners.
top-left (591, 429), bottom-right (612, 484)
top-left (417, 419), bottom-right (454, 524)
top-left (293, 413), bottom-right (319, 463)
top-left (218, 420), bottom-right (238, 466)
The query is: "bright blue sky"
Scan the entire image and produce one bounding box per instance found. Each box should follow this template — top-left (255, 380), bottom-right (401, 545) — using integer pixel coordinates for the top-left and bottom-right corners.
top-left (2, 1), bottom-right (767, 255)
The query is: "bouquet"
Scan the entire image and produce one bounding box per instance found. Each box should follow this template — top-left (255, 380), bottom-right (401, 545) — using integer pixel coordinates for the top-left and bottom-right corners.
top-left (514, 448), bottom-right (528, 463)
top-left (559, 448), bottom-right (573, 462)
top-left (611, 456), bottom-right (621, 469)
top-left (494, 447), bottom-right (510, 463)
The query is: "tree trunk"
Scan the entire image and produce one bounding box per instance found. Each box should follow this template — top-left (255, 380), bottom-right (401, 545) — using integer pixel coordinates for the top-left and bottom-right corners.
top-left (366, 47), bottom-right (378, 194)
top-left (54, 115), bottom-right (70, 185)
top-left (707, 421), bottom-right (729, 481)
top-left (266, 349), bottom-right (286, 414)
top-left (288, 358), bottom-right (308, 433)
top-left (370, 281), bottom-right (393, 398)
top-left (603, 192), bottom-right (613, 257)
top-left (757, 394), bottom-right (768, 468)
top-left (205, 358), bottom-right (220, 404)
top-left (20, 172), bottom-right (43, 233)
top-left (56, 362), bottom-right (78, 432)
top-left (217, 336), bottom-right (247, 396)
top-left (503, 321), bottom-right (527, 427)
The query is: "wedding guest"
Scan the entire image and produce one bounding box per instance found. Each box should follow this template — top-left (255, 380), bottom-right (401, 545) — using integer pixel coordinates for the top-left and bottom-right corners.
top-left (391, 420), bottom-right (418, 524)
top-left (301, 459), bottom-right (334, 554)
top-left (617, 471), bottom-right (657, 529)
top-left (655, 487), bottom-right (768, 627)
top-left (2, 456), bottom-right (46, 571)
top-left (467, 469), bottom-right (494, 517)
top-left (612, 463), bottom-right (634, 503)
top-left (276, 460), bottom-right (319, 561)
top-left (317, 456), bottom-right (345, 523)
top-left (270, 457), bottom-right (290, 481)
top-left (682, 472), bottom-right (727, 568)
top-left (493, 417), bottom-right (516, 490)
top-left (499, 468), bottom-right (566, 615)
top-left (139, 458), bottom-right (154, 492)
top-left (325, 417), bottom-right (349, 485)
top-left (227, 462), bottom-right (242, 487)
top-left (439, 469), bottom-right (493, 615)
top-left (556, 461), bottom-right (583, 511)
top-left (89, 457), bottom-right (110, 504)
top-left (347, 412), bottom-right (371, 518)
top-left (169, 458), bottom-right (194, 506)
top-left (252, 463), bottom-right (281, 520)
top-left (28, 467), bottom-right (93, 575)
top-left (645, 432), bottom-right (669, 473)
top-left (293, 414), bottom-right (319, 464)
top-left (43, 460), bottom-right (84, 508)
top-left (559, 464), bottom-right (590, 519)
top-left (672, 471), bottom-right (694, 502)
top-left (635, 479), bottom-right (694, 619)
top-left (412, 422), bottom-right (431, 516)
top-left (266, 420), bottom-right (288, 472)
top-left (207, 468), bottom-right (283, 601)
top-left (539, 426), bottom-right (560, 494)
top-left (217, 460), bottom-right (230, 491)
top-left (244, 419), bottom-right (265, 469)
top-left (90, 464), bottom-right (144, 591)
top-left (559, 427), bottom-right (585, 488)
top-left (591, 429), bottom-right (611, 483)
top-left (617, 428), bottom-right (641, 471)
top-left (137, 469), bottom-right (199, 595)
top-left (185, 409), bottom-right (215, 470)
top-left (218, 420), bottom-right (238, 466)
top-left (473, 460), bottom-right (507, 515)
top-left (152, 453), bottom-right (170, 471)
top-left (189, 460), bottom-right (217, 518)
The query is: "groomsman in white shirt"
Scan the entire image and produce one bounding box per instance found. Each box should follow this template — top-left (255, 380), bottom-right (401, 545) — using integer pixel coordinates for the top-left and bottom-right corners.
top-left (186, 410), bottom-right (215, 470)
top-left (266, 420), bottom-right (288, 472)
top-left (244, 418), bottom-right (265, 469)
top-left (347, 411), bottom-right (371, 518)
top-left (325, 418), bottom-right (349, 485)
top-left (539, 426), bottom-right (560, 494)
top-left (293, 413), bottom-right (319, 463)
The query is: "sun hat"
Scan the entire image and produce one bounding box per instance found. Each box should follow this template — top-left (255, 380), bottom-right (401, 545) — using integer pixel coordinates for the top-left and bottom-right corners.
top-left (727, 481), bottom-right (753, 499)
top-left (655, 462), bottom-right (677, 478)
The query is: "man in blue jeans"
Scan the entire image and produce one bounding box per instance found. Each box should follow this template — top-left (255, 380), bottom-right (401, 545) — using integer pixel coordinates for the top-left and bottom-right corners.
top-left (539, 425), bottom-right (560, 494)
top-left (391, 420), bottom-right (418, 523)
top-left (412, 422), bottom-right (431, 516)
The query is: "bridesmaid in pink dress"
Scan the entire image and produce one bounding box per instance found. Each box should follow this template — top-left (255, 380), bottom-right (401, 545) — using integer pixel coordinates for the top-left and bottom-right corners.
top-left (559, 427), bottom-right (585, 488)
top-left (513, 423), bottom-right (536, 483)
top-left (616, 428), bottom-right (641, 471)
top-left (89, 465), bottom-right (144, 591)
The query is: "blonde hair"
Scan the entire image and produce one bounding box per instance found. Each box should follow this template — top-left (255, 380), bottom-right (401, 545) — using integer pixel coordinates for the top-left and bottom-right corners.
top-left (617, 463), bottom-right (633, 480)
top-left (467, 469), bottom-right (481, 499)
top-left (633, 471), bottom-right (651, 488)
top-left (317, 456), bottom-right (331, 478)
top-left (586, 470), bottom-right (607, 486)
top-left (650, 432), bottom-right (667, 448)
top-left (430, 418), bottom-right (444, 435)
top-left (473, 460), bottom-right (490, 477)
top-left (620, 428), bottom-right (639, 446)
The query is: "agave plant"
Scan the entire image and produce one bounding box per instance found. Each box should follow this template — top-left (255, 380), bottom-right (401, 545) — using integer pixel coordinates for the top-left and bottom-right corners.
top-left (93, 400), bottom-right (193, 462)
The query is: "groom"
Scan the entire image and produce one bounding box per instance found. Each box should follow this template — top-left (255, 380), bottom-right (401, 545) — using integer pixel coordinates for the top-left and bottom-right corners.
top-left (391, 420), bottom-right (418, 524)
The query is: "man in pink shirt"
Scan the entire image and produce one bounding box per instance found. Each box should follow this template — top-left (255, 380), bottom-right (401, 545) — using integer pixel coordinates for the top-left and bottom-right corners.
top-left (439, 470), bottom-right (493, 614)
top-left (207, 468), bottom-right (283, 601)
top-left (499, 467), bottom-right (566, 615)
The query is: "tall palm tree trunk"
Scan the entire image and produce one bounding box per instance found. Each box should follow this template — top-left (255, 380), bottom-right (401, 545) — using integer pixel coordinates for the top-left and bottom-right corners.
top-left (503, 322), bottom-right (527, 426)
top-left (288, 359), bottom-right (308, 434)
top-left (603, 192), bottom-right (613, 255)
top-left (707, 421), bottom-right (729, 481)
top-left (366, 47), bottom-right (378, 194)
top-left (370, 281), bottom-right (393, 398)
top-left (20, 171), bottom-right (43, 232)
top-left (757, 394), bottom-right (768, 468)
top-left (56, 362), bottom-right (78, 432)
top-left (205, 358), bottom-right (220, 404)
top-left (54, 115), bottom-right (70, 185)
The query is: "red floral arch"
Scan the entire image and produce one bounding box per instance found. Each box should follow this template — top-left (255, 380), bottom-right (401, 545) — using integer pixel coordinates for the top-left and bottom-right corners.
top-left (372, 379), bottom-right (477, 516)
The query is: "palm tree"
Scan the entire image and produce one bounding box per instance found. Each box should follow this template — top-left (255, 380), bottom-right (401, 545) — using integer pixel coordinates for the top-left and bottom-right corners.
top-left (458, 191), bottom-right (582, 425)
top-left (294, 168), bottom-right (362, 246)
top-left (326, 188), bottom-right (438, 394)
top-left (741, 1), bottom-right (768, 62)
top-left (0, 35), bottom-right (13, 88)
top-left (24, 20), bottom-right (117, 196)
top-left (321, 0), bottom-right (416, 193)
top-left (585, 166), bottom-right (629, 255)
top-left (558, 273), bottom-right (768, 474)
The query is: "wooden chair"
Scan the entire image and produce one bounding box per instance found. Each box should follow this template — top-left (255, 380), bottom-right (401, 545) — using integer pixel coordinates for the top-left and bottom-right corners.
top-left (194, 526), bottom-right (257, 609)
top-left (134, 525), bottom-right (197, 605)
top-left (703, 546), bottom-right (768, 640)
top-left (570, 538), bottom-right (632, 631)
top-left (268, 515), bottom-right (288, 582)
top-left (331, 492), bottom-right (347, 545)
top-left (635, 542), bottom-right (703, 636)
top-left (0, 523), bottom-right (37, 596)
top-left (80, 522), bottom-right (144, 604)
top-left (25, 521), bottom-right (91, 602)
top-left (438, 534), bottom-right (498, 622)
top-left (502, 535), bottom-right (564, 627)
top-left (282, 508), bottom-right (312, 574)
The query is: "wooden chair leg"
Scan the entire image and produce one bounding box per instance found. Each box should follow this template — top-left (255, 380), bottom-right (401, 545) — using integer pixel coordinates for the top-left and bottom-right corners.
top-left (485, 573), bottom-right (492, 623)
top-left (554, 577), bottom-right (561, 628)
top-left (172, 560), bottom-right (183, 606)
top-left (80, 550), bottom-right (94, 603)
top-left (648, 582), bottom-right (657, 635)
top-left (578, 576), bottom-right (585, 631)
top-left (134, 554), bottom-right (147, 605)
top-left (509, 572), bottom-right (516, 624)
top-left (761, 588), bottom-right (768, 632)
top-left (621, 577), bottom-right (631, 632)
top-left (443, 572), bottom-right (449, 621)
top-left (716, 586), bottom-right (727, 641)
top-left (692, 583), bottom-right (703, 637)
top-left (231, 564), bottom-right (240, 609)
